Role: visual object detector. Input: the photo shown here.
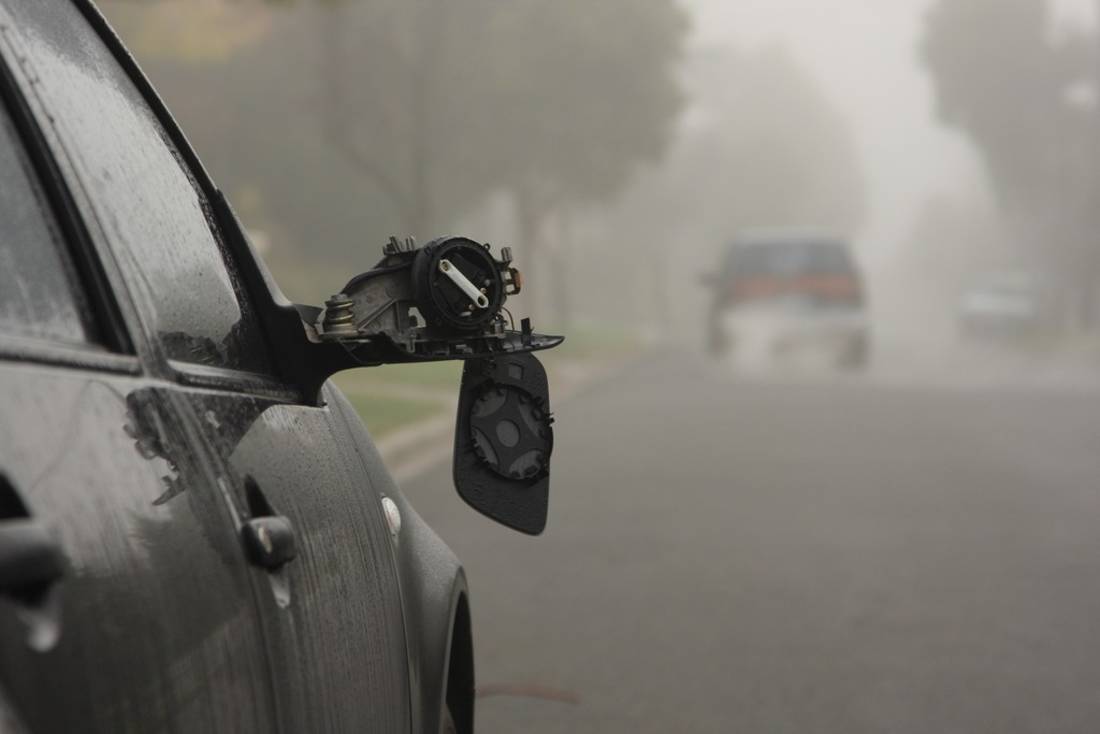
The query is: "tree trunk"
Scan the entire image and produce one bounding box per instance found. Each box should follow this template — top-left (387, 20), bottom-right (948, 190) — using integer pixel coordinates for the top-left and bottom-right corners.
top-left (515, 187), bottom-right (545, 317)
top-left (549, 210), bottom-right (572, 331)
top-left (318, 0), bottom-right (443, 238)
top-left (408, 0), bottom-right (446, 239)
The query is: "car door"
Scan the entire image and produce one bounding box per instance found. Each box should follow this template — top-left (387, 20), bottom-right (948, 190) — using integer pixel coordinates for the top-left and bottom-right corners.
top-left (0, 29), bottom-right (276, 733)
top-left (0, 2), bottom-right (413, 730)
top-left (171, 382), bottom-right (413, 733)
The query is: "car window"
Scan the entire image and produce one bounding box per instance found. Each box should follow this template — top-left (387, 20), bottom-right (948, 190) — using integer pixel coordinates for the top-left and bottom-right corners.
top-left (0, 97), bottom-right (99, 347)
top-left (810, 242), bottom-right (855, 275)
top-left (727, 241), bottom-right (854, 278)
top-left (5, 1), bottom-right (273, 376)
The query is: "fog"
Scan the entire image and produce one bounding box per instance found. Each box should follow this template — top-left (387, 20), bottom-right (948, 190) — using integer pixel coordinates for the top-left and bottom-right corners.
top-left (692, 0), bottom-right (1095, 239)
top-left (690, 0), bottom-right (989, 250)
top-left (99, 0), bottom-right (1100, 730)
top-left (685, 0), bottom-right (1098, 375)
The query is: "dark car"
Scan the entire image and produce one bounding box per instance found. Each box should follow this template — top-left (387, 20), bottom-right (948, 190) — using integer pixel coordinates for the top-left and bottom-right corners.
top-left (703, 230), bottom-right (870, 370)
top-left (0, 2), bottom-right (561, 732)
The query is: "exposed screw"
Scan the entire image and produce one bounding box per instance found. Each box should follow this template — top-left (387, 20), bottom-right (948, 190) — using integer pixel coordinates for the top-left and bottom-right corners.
top-left (384, 235), bottom-right (417, 255)
top-left (322, 293), bottom-right (358, 337)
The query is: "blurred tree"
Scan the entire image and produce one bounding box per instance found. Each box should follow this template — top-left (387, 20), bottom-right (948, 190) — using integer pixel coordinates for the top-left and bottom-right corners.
top-left (101, 0), bottom-right (687, 314)
top-left (103, 0), bottom-right (273, 62)
top-left (474, 1), bottom-right (688, 254)
top-left (922, 0), bottom-right (1100, 325)
top-left (314, 0), bottom-right (688, 323)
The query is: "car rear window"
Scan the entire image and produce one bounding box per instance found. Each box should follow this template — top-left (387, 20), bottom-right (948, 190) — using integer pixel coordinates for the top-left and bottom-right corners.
top-left (725, 240), bottom-right (855, 279)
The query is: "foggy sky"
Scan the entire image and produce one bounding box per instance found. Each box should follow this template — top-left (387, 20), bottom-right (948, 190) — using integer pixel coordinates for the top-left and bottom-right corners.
top-left (683, 0), bottom-right (1098, 261)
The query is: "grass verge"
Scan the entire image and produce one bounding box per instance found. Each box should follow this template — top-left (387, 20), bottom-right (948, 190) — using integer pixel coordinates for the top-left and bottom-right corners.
top-left (342, 392), bottom-right (445, 439)
top-left (334, 361), bottom-right (462, 393)
top-left (334, 322), bottom-right (645, 437)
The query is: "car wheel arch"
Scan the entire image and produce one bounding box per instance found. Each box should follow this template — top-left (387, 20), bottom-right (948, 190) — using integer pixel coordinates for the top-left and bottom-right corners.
top-left (443, 592), bottom-right (474, 734)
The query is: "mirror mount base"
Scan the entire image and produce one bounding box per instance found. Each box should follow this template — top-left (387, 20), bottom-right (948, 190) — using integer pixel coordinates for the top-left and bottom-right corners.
top-left (281, 233), bottom-right (560, 536)
top-left (291, 236), bottom-right (563, 404)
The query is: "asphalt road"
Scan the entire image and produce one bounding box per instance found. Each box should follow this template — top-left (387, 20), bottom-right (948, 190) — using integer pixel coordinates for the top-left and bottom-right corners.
top-left (402, 353), bottom-right (1100, 733)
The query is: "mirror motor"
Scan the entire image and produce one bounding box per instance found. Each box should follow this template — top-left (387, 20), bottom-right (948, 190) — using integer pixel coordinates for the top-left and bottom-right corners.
top-left (294, 235), bottom-right (562, 534)
top-left (305, 235), bottom-right (560, 365)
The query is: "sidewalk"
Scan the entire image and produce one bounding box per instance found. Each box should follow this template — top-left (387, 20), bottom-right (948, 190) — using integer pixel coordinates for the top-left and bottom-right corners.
top-left (338, 352), bottom-right (642, 484)
top-left (333, 325), bottom-right (651, 481)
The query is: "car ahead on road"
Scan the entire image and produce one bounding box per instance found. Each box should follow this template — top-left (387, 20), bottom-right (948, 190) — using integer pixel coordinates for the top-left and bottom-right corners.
top-left (702, 231), bottom-right (870, 371)
top-left (0, 2), bottom-right (562, 733)
top-left (957, 271), bottom-right (1053, 343)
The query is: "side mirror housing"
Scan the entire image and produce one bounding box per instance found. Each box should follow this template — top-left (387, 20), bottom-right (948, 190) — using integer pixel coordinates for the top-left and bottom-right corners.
top-left (290, 235), bottom-right (561, 534)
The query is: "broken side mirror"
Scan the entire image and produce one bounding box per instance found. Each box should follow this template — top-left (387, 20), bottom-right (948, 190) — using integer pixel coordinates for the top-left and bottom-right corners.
top-left (453, 352), bottom-right (553, 534)
top-left (295, 235), bottom-right (562, 534)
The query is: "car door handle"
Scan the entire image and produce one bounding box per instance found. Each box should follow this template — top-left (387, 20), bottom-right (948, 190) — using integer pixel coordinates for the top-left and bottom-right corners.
top-left (0, 520), bottom-right (66, 597)
top-left (241, 516), bottom-right (297, 571)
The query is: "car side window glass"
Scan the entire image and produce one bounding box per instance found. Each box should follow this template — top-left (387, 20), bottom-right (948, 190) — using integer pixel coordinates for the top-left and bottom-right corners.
top-left (6, 1), bottom-right (274, 376)
top-left (0, 98), bottom-right (99, 347)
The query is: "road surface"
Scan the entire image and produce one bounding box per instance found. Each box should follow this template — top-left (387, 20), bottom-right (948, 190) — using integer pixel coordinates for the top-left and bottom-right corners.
top-left (402, 353), bottom-right (1100, 733)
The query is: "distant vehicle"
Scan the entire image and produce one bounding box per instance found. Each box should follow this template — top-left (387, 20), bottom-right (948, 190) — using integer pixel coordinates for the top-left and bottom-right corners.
top-left (703, 231), bottom-right (869, 370)
top-left (957, 271), bottom-right (1052, 341)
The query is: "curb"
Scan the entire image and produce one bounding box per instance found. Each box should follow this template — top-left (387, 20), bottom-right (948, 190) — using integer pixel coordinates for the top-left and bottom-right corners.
top-left (378, 353), bottom-right (647, 483)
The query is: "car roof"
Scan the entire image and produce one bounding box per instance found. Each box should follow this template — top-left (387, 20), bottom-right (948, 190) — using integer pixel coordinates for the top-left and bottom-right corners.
top-left (728, 229), bottom-right (848, 249)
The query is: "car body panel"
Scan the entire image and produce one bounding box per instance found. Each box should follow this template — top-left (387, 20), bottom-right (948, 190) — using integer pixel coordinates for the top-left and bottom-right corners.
top-left (325, 387), bottom-right (472, 734)
top-left (720, 300), bottom-right (869, 369)
top-left (0, 362), bottom-right (279, 733)
top-left (0, 0), bottom-right (472, 730)
top-left (176, 383), bottom-right (412, 732)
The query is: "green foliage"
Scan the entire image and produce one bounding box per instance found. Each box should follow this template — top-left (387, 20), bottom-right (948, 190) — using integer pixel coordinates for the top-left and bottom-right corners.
top-left (334, 361), bottom-right (462, 392)
top-left (341, 392), bottom-right (444, 438)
